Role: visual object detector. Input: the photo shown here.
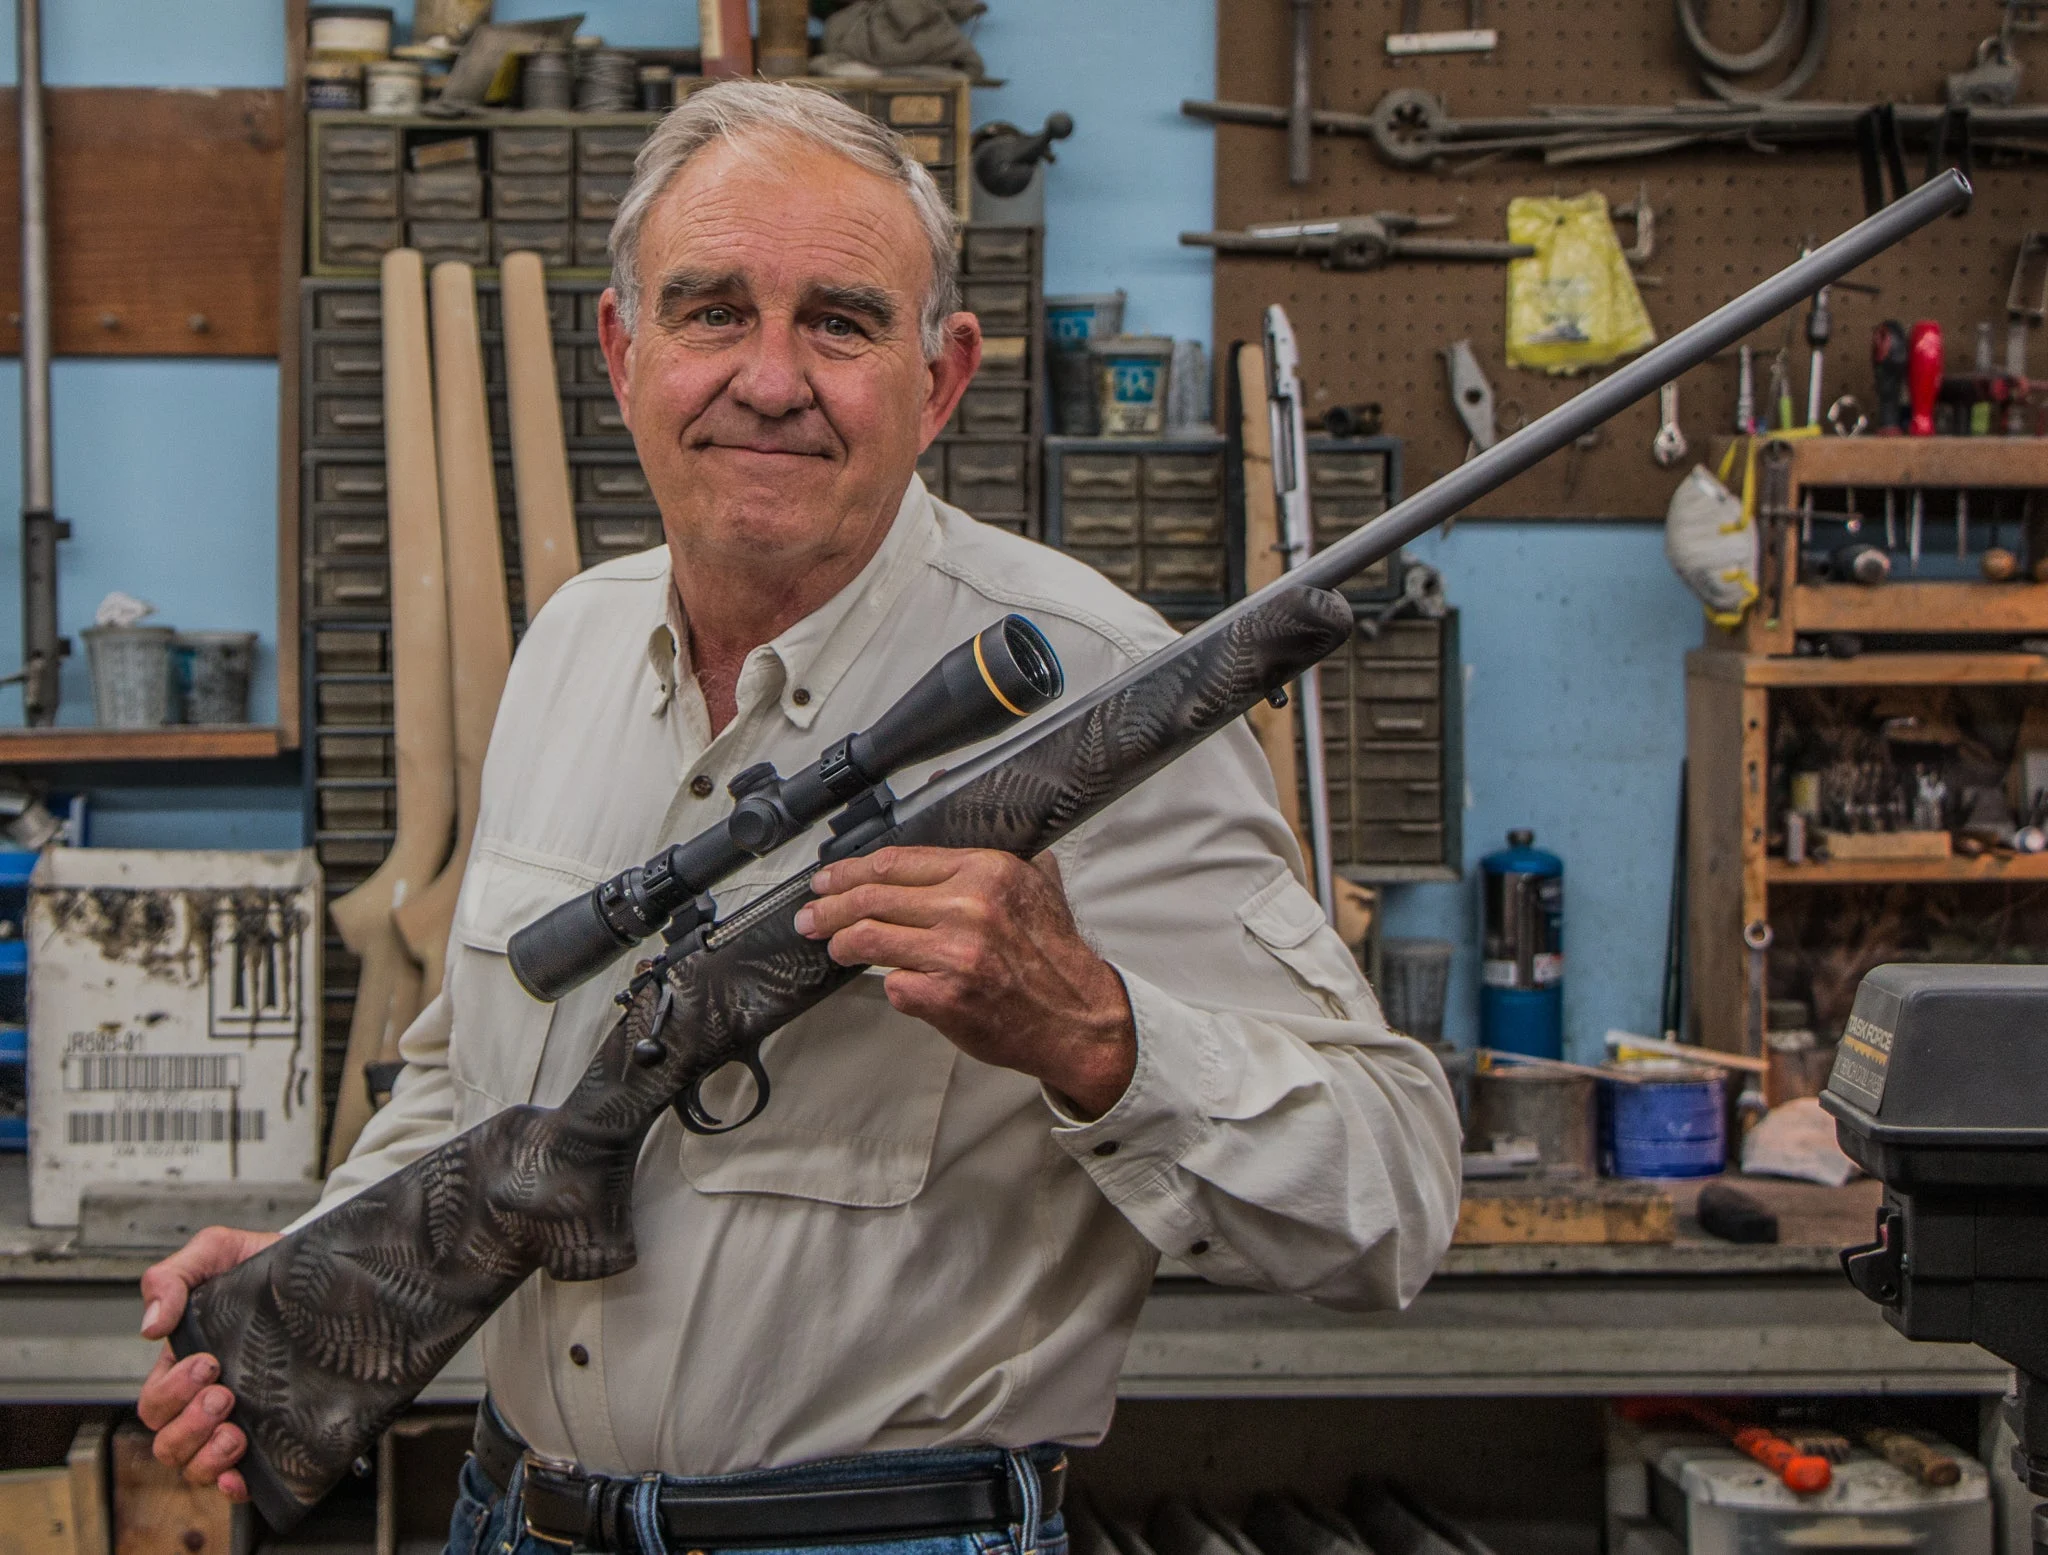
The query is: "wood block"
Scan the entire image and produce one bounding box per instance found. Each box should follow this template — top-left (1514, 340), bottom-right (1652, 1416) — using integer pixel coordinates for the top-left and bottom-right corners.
top-left (0, 88), bottom-right (283, 357)
top-left (1453, 1179), bottom-right (1675, 1245)
top-left (111, 1425), bottom-right (232, 1555)
top-left (0, 1466), bottom-right (78, 1555)
top-left (67, 1423), bottom-right (109, 1555)
top-left (1820, 829), bottom-right (1952, 862)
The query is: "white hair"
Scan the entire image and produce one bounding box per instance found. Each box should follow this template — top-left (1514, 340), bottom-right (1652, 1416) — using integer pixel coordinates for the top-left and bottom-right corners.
top-left (607, 80), bottom-right (961, 359)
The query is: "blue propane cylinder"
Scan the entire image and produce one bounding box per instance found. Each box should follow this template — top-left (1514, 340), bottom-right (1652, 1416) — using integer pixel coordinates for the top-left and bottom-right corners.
top-left (1480, 828), bottom-right (1564, 1059)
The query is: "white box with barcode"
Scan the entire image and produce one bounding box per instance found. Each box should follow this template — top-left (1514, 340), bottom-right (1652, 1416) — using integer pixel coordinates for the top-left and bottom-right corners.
top-left (26, 847), bottom-right (324, 1227)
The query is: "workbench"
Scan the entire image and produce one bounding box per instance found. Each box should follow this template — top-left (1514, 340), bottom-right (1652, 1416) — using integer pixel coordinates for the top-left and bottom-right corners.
top-left (0, 1161), bottom-right (2007, 1405)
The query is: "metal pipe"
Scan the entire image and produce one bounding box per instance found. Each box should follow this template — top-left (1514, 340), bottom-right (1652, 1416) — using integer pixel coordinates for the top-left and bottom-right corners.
top-left (18, 0), bottom-right (61, 725)
top-left (1288, 0), bottom-right (1314, 186)
top-left (897, 173), bottom-right (1971, 818)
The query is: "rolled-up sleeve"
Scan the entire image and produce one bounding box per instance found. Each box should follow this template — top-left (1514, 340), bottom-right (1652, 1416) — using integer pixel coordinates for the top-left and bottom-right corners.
top-left (1044, 716), bottom-right (1464, 1312)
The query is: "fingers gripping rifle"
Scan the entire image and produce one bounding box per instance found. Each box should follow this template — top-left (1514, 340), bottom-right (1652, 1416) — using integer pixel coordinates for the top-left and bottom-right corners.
top-left (170, 172), bottom-right (1970, 1533)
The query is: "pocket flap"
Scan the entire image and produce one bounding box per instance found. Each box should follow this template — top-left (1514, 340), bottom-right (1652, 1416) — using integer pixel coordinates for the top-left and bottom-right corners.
top-left (1234, 870), bottom-right (1378, 1022)
top-left (453, 841), bottom-right (604, 954)
top-left (1234, 870), bottom-right (1326, 950)
top-left (682, 979), bottom-right (956, 1209)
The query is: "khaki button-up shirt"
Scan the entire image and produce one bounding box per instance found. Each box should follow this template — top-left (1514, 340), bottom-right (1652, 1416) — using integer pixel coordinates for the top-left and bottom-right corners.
top-left (316, 477), bottom-right (1461, 1476)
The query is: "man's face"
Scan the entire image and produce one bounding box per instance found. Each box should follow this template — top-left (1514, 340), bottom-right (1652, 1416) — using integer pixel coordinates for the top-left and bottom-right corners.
top-left (597, 139), bottom-right (980, 581)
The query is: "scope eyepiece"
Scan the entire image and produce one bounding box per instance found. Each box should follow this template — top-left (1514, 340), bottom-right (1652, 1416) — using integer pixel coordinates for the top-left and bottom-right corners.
top-left (852, 614), bottom-right (1062, 779)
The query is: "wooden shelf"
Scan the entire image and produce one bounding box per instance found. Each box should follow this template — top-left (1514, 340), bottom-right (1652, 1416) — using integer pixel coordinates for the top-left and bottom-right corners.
top-left (0, 725), bottom-right (283, 764)
top-left (1767, 853), bottom-right (2048, 886)
top-left (1789, 435), bottom-right (2048, 490)
top-left (1689, 649), bottom-right (2048, 688)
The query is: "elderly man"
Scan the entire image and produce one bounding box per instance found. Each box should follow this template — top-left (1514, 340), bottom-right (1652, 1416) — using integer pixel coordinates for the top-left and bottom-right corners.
top-left (135, 81), bottom-right (1460, 1555)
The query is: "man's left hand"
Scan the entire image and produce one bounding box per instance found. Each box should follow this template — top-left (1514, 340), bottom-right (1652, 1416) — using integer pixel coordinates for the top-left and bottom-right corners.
top-left (795, 846), bottom-right (1136, 1119)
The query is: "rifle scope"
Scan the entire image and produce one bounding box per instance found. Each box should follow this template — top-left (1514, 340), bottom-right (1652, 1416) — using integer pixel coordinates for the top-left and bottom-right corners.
top-left (508, 614), bottom-right (1063, 1002)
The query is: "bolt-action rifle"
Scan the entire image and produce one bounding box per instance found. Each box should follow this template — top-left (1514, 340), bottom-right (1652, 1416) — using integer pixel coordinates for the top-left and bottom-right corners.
top-left (172, 171), bottom-right (1970, 1533)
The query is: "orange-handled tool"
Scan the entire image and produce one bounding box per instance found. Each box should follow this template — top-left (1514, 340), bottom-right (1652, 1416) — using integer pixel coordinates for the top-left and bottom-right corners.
top-left (1908, 320), bottom-right (1944, 435)
top-left (1685, 1403), bottom-right (1833, 1493)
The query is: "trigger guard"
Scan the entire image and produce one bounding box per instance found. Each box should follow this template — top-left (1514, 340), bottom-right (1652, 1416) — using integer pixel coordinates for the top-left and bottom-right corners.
top-left (675, 1051), bottom-right (773, 1136)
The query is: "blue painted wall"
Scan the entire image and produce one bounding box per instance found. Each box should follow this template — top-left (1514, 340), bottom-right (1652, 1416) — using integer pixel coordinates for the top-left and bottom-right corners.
top-left (0, 1), bottom-right (1694, 1059)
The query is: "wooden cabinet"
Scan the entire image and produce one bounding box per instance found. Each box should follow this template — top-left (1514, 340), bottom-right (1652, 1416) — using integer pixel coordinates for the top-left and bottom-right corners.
top-left (1684, 648), bottom-right (2048, 1054)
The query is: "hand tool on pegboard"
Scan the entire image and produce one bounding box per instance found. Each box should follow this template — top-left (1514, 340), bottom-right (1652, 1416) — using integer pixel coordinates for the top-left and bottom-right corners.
top-left (502, 251), bottom-right (581, 620)
top-left (1386, 0), bottom-right (1495, 57)
top-left (325, 250), bottom-right (458, 1170)
top-left (1181, 212), bottom-right (1533, 268)
top-left (393, 263), bottom-right (515, 1004)
top-left (2006, 230), bottom-right (2048, 380)
top-left (1288, 0), bottom-right (1314, 185)
top-left (1263, 304), bottom-right (1338, 919)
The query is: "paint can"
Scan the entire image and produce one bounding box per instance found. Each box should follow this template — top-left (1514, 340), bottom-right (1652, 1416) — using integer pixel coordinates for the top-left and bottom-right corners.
top-left (1599, 1060), bottom-right (1727, 1178)
top-left (308, 5), bottom-right (394, 61)
top-left (576, 50), bottom-right (639, 113)
top-left (83, 626), bottom-right (176, 729)
top-left (173, 632), bottom-right (258, 726)
top-left (1468, 1066), bottom-right (1596, 1179)
top-left (521, 46), bottom-right (575, 111)
top-left (1045, 292), bottom-right (1125, 435)
top-left (1479, 828), bottom-right (1564, 1058)
top-left (306, 57), bottom-right (365, 111)
top-left (364, 59), bottom-right (423, 114)
top-left (1381, 937), bottom-right (1454, 1042)
top-left (638, 65), bottom-right (676, 110)
top-left (1089, 335), bottom-right (1175, 437)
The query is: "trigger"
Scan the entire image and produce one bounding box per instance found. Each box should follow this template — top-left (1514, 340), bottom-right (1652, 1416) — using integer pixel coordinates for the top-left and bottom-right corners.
top-left (673, 1052), bottom-right (773, 1136)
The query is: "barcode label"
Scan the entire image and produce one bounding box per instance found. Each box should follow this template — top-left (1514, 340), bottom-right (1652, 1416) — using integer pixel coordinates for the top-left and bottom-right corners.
top-left (65, 1108), bottom-right (266, 1145)
top-left (68, 1054), bottom-right (244, 1092)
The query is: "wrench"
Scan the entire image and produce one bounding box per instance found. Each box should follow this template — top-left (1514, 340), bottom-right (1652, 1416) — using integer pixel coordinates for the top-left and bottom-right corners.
top-left (1652, 381), bottom-right (1688, 465)
top-left (1744, 919), bottom-right (1774, 1059)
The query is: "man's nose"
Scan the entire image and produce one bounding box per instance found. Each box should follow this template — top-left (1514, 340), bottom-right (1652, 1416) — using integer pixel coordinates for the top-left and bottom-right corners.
top-left (726, 317), bottom-right (814, 418)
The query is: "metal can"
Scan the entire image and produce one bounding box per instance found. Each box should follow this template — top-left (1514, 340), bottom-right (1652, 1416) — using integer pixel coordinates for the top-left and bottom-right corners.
top-left (308, 4), bottom-right (394, 61)
top-left (364, 59), bottom-right (423, 114)
top-left (306, 57), bottom-right (365, 111)
top-left (1479, 828), bottom-right (1564, 1058)
top-left (1088, 335), bottom-right (1174, 437)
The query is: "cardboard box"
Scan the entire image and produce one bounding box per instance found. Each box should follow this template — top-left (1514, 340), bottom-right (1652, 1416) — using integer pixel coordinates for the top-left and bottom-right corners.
top-left (27, 848), bottom-right (323, 1227)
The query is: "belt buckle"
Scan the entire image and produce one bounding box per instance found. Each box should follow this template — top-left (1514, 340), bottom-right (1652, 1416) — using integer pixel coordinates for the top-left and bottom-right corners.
top-left (520, 1450), bottom-right (581, 1550)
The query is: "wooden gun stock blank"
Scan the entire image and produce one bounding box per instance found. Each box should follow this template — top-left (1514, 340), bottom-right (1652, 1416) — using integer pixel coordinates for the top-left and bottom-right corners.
top-left (501, 251), bottom-right (582, 619)
top-left (393, 262), bottom-right (514, 1003)
top-left (325, 250), bottom-right (457, 1170)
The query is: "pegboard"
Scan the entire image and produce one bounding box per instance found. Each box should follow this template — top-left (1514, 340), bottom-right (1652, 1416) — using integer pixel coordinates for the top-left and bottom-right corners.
top-left (1212, 0), bottom-right (2048, 519)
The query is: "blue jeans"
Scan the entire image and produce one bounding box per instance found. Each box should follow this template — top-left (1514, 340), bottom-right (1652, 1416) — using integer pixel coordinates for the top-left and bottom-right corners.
top-left (445, 1445), bottom-right (1069, 1555)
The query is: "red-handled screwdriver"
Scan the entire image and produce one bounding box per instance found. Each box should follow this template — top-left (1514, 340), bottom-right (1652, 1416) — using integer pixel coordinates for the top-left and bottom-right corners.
top-left (1908, 320), bottom-right (1944, 436)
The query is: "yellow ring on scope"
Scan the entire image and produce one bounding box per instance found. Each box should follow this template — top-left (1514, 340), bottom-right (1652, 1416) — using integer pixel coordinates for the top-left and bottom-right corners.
top-left (973, 632), bottom-right (1028, 718)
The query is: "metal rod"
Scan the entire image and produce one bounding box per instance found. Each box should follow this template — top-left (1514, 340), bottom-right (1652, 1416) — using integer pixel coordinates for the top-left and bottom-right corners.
top-left (1288, 0), bottom-right (1314, 185)
top-left (18, 0), bottom-right (60, 726)
top-left (899, 172), bottom-right (1971, 819)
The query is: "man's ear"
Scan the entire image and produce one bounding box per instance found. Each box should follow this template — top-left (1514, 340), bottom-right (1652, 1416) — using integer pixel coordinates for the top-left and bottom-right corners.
top-left (596, 288), bottom-right (636, 436)
top-left (918, 311), bottom-right (983, 447)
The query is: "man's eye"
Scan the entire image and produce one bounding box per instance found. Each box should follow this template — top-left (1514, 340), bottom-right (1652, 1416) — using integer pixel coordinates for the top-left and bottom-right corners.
top-left (698, 306), bottom-right (738, 327)
top-left (820, 315), bottom-right (860, 338)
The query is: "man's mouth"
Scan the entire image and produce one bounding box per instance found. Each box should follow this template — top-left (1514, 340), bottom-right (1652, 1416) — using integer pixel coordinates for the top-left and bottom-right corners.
top-left (698, 440), bottom-right (832, 459)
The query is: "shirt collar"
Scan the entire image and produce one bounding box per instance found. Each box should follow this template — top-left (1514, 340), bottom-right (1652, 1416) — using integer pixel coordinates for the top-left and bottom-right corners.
top-left (642, 475), bottom-right (942, 732)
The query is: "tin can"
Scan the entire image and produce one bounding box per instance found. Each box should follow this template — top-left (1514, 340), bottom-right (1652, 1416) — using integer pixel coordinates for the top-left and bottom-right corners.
top-left (1089, 335), bottom-right (1174, 437)
top-left (1599, 1060), bottom-right (1726, 1178)
top-left (306, 58), bottom-right (365, 111)
top-left (1468, 1066), bottom-right (1596, 1178)
top-left (1045, 292), bottom-right (1125, 436)
top-left (1479, 828), bottom-right (1564, 1058)
top-left (309, 4), bottom-right (394, 61)
top-left (364, 59), bottom-right (423, 114)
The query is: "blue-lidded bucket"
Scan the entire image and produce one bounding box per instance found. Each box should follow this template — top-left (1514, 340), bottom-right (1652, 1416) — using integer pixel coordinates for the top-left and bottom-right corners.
top-left (1600, 1060), bottom-right (1726, 1178)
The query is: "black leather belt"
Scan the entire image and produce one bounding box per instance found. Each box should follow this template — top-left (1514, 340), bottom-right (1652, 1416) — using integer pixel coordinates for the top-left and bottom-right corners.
top-left (471, 1400), bottom-right (1066, 1552)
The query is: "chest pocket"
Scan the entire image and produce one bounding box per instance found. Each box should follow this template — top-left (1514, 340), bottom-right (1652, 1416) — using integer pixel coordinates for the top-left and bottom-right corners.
top-left (446, 840), bottom-right (602, 1125)
top-left (1234, 870), bottom-right (1383, 1024)
top-left (679, 867), bottom-right (958, 1209)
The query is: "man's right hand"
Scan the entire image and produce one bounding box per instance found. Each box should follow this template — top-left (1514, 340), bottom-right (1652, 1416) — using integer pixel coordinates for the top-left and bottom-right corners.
top-left (136, 1226), bottom-right (281, 1501)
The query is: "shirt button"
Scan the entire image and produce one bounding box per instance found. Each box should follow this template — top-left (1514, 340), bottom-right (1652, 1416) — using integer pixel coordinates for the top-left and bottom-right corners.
top-left (791, 688), bottom-right (812, 707)
top-left (1091, 1141), bottom-right (1119, 1158)
top-left (1189, 1239), bottom-right (1211, 1256)
top-left (568, 1344), bottom-right (590, 1367)
top-left (689, 774), bottom-right (714, 798)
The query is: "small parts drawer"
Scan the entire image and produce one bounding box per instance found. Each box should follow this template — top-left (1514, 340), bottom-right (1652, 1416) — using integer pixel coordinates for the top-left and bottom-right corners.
top-left (406, 168), bottom-right (483, 220)
top-left (312, 514), bottom-right (388, 557)
top-left (963, 228), bottom-right (1031, 274)
top-left (494, 128), bottom-right (572, 175)
top-left (316, 732), bottom-right (393, 779)
top-left (493, 221), bottom-right (573, 267)
top-left (576, 461), bottom-right (653, 504)
top-left (310, 393), bottom-right (385, 442)
top-left (875, 90), bottom-right (953, 127)
top-left (409, 220), bottom-right (490, 267)
top-left (493, 175), bottom-right (571, 221)
top-left (577, 172), bottom-right (632, 222)
top-left (575, 396), bottom-right (630, 439)
top-left (312, 629), bottom-right (387, 674)
top-left (1063, 500), bottom-right (1138, 545)
top-left (963, 281), bottom-right (1030, 332)
top-left (1142, 548), bottom-right (1225, 593)
top-left (580, 515), bottom-right (663, 558)
top-left (1142, 500), bottom-right (1221, 545)
top-left (320, 124), bottom-right (399, 172)
top-left (310, 340), bottom-right (383, 384)
top-left (1062, 454), bottom-right (1140, 498)
top-left (320, 220), bottom-right (400, 270)
top-left (953, 385), bottom-right (1028, 437)
top-left (312, 290), bottom-right (382, 331)
top-left (947, 442), bottom-right (1029, 515)
top-left (1068, 547), bottom-right (1138, 589)
top-left (1352, 781), bottom-right (1442, 822)
top-left (1143, 452), bottom-right (1223, 499)
top-left (323, 172), bottom-right (398, 221)
top-left (577, 126), bottom-right (648, 171)
top-left (310, 460), bottom-right (386, 503)
top-left (311, 562), bottom-right (390, 614)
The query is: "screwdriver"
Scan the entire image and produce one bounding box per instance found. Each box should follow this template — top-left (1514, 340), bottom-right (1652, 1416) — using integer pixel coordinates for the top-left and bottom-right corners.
top-left (1908, 320), bottom-right (1943, 436)
top-left (1806, 281), bottom-right (1832, 427)
top-left (1872, 321), bottom-right (1908, 433)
